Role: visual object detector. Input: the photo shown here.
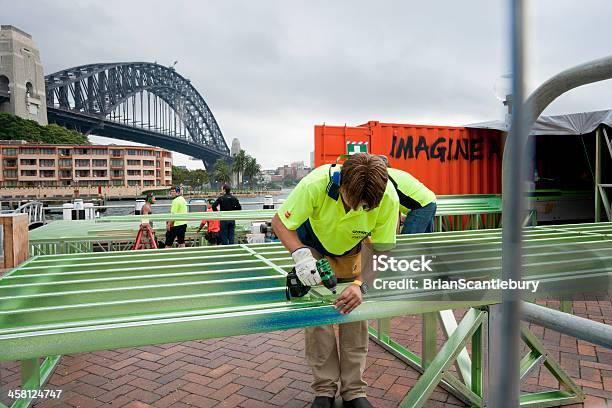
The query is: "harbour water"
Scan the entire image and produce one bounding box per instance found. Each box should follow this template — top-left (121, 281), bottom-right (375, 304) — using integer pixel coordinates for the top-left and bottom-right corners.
top-left (43, 189), bottom-right (294, 221)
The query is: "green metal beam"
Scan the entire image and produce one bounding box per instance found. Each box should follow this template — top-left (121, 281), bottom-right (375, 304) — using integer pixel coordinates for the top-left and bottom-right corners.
top-left (368, 324), bottom-right (482, 406)
top-left (399, 308), bottom-right (486, 408)
top-left (4, 222), bottom-right (610, 407)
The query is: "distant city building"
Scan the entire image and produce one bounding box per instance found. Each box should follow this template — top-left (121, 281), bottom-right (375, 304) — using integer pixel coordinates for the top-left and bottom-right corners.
top-left (291, 161), bottom-right (304, 170)
top-left (0, 25), bottom-right (48, 125)
top-left (260, 173), bottom-right (272, 183)
top-left (230, 138), bottom-right (241, 157)
top-left (273, 162), bottom-right (310, 181)
top-left (310, 151), bottom-right (315, 169)
top-left (0, 141), bottom-right (172, 189)
top-left (276, 165), bottom-right (293, 179)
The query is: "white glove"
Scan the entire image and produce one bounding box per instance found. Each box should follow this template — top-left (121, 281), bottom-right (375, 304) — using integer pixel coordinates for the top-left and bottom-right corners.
top-left (291, 247), bottom-right (321, 286)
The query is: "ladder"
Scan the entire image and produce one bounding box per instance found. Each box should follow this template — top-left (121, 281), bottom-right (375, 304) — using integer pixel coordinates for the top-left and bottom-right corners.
top-left (133, 223), bottom-right (158, 250)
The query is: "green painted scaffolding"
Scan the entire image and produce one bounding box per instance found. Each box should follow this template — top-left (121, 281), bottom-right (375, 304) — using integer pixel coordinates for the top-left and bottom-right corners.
top-left (4, 222), bottom-right (611, 407)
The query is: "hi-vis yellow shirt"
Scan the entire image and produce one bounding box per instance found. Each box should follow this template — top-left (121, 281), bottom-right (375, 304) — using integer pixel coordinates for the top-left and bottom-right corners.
top-left (171, 195), bottom-right (188, 227)
top-left (387, 168), bottom-right (436, 214)
top-left (277, 164), bottom-right (399, 255)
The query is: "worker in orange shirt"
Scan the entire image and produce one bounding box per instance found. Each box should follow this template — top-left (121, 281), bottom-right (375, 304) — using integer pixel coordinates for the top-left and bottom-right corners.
top-left (196, 199), bottom-right (221, 245)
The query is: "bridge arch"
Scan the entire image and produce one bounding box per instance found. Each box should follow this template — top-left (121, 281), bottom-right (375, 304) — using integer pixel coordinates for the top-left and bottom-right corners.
top-left (45, 62), bottom-right (231, 169)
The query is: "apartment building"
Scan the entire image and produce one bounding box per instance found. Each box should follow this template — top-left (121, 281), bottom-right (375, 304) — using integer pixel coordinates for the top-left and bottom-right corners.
top-left (0, 141), bottom-right (173, 188)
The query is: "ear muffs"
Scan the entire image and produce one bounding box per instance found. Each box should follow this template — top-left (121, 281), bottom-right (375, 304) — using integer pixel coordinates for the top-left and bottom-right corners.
top-left (326, 165), bottom-right (341, 200)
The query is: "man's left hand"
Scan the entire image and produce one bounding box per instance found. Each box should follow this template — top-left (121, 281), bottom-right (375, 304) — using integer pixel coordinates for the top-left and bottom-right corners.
top-left (333, 284), bottom-right (362, 315)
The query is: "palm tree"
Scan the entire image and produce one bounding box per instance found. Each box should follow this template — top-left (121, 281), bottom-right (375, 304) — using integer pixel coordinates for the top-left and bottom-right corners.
top-left (213, 159), bottom-right (231, 186)
top-left (232, 150), bottom-right (247, 188)
top-left (243, 155), bottom-right (261, 190)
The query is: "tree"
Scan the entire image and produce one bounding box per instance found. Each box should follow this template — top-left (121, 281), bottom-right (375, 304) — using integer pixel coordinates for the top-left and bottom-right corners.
top-left (243, 155), bottom-right (261, 189)
top-left (190, 169), bottom-right (209, 188)
top-left (0, 112), bottom-right (88, 144)
top-left (213, 159), bottom-right (232, 186)
top-left (232, 149), bottom-right (247, 188)
top-left (172, 166), bottom-right (188, 185)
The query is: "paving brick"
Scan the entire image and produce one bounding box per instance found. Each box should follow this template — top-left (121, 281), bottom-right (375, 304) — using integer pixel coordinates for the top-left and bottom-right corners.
top-left (262, 377), bottom-right (293, 394)
top-left (371, 373), bottom-right (397, 390)
top-left (78, 373), bottom-right (109, 387)
top-left (232, 367), bottom-right (263, 379)
top-left (237, 399), bottom-right (270, 408)
top-left (156, 361), bottom-right (189, 375)
top-left (179, 393), bottom-right (217, 408)
top-left (259, 367), bottom-right (287, 382)
top-left (110, 358), bottom-right (141, 371)
top-left (181, 372), bottom-right (212, 387)
top-left (122, 402), bottom-right (154, 408)
top-left (267, 387), bottom-right (301, 406)
top-left (49, 370), bottom-right (88, 386)
top-left (131, 368), bottom-right (162, 381)
top-left (384, 383), bottom-right (411, 402)
top-left (205, 364), bottom-right (235, 379)
top-left (236, 386), bottom-right (274, 402)
top-left (254, 359), bottom-right (281, 373)
top-left (207, 373), bottom-right (240, 390)
top-left (125, 388), bottom-right (161, 405)
top-left (133, 360), bottom-right (163, 372)
top-left (155, 370), bottom-right (187, 385)
top-left (154, 390), bottom-right (189, 408)
top-left (233, 376), bottom-right (269, 390)
top-left (155, 379), bottom-right (190, 396)
top-left (208, 383), bottom-right (243, 401)
top-left (289, 379), bottom-right (312, 392)
top-left (64, 393), bottom-right (102, 408)
top-left (159, 346), bottom-right (186, 357)
top-left (101, 375), bottom-right (138, 391)
top-left (97, 385), bottom-right (137, 403)
top-left (215, 394), bottom-right (247, 408)
top-left (180, 382), bottom-right (216, 397)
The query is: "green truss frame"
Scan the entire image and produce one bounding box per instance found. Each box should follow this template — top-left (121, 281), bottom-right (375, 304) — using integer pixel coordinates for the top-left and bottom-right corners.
top-left (3, 222), bottom-right (611, 407)
top-left (369, 307), bottom-right (584, 408)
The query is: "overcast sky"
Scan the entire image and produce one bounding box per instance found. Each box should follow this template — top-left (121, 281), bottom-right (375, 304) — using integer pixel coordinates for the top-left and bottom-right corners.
top-left (4, 1), bottom-right (612, 169)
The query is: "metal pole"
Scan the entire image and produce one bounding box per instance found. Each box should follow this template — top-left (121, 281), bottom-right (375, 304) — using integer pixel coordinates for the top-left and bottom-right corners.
top-left (595, 126), bottom-right (601, 222)
top-left (495, 44), bottom-right (612, 408)
top-left (496, 0), bottom-right (526, 406)
top-left (522, 302), bottom-right (612, 349)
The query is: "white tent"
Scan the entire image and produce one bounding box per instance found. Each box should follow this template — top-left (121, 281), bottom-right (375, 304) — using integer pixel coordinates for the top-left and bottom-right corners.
top-left (466, 109), bottom-right (612, 136)
top-left (467, 109), bottom-right (611, 221)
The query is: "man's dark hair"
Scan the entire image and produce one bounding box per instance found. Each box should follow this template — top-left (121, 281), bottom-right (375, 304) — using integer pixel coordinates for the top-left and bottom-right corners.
top-left (340, 153), bottom-right (388, 210)
top-left (222, 184), bottom-right (231, 194)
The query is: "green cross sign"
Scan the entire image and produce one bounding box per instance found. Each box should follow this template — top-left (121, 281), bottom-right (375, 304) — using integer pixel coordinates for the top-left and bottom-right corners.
top-left (347, 142), bottom-right (368, 155)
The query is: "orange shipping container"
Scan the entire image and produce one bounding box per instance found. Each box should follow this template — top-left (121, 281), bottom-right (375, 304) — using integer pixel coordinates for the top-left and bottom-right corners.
top-left (314, 121), bottom-right (505, 195)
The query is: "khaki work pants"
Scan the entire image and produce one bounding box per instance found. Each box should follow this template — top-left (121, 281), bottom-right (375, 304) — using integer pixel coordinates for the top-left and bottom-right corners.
top-left (305, 320), bottom-right (369, 400)
top-left (304, 244), bottom-right (368, 400)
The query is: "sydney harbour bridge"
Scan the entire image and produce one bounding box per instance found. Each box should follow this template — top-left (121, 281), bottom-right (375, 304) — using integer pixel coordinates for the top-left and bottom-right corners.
top-left (44, 62), bottom-right (231, 169)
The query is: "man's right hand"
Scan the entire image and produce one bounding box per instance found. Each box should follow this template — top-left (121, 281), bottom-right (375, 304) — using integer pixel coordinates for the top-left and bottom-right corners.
top-left (291, 247), bottom-right (321, 286)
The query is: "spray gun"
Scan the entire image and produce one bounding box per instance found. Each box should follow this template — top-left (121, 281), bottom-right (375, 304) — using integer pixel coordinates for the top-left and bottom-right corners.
top-left (286, 258), bottom-right (338, 299)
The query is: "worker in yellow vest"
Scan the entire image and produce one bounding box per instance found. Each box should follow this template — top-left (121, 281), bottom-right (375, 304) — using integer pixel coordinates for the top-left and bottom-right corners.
top-left (272, 153), bottom-right (399, 408)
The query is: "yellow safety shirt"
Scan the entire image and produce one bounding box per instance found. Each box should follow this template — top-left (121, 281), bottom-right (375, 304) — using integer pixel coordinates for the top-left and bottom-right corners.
top-left (277, 164), bottom-right (399, 254)
top-left (387, 168), bottom-right (436, 214)
top-left (171, 195), bottom-right (188, 227)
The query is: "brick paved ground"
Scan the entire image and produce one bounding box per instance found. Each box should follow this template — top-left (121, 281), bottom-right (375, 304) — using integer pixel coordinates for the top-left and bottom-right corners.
top-left (1, 300), bottom-right (610, 408)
